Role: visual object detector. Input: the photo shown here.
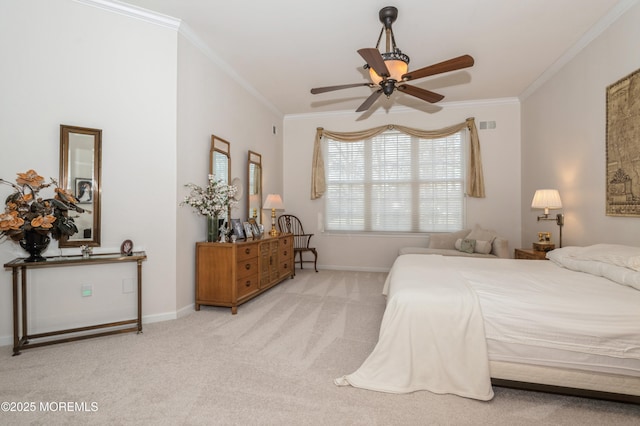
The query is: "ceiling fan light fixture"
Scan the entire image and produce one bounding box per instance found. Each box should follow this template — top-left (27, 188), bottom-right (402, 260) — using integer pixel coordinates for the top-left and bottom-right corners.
top-left (368, 51), bottom-right (410, 84)
top-left (309, 6), bottom-right (474, 113)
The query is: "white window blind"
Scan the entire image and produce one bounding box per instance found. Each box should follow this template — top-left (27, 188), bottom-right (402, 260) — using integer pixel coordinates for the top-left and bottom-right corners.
top-left (324, 129), bottom-right (465, 233)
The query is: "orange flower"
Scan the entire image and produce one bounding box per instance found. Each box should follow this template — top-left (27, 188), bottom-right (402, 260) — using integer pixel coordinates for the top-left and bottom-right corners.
top-left (22, 193), bottom-right (33, 202)
top-left (0, 211), bottom-right (25, 231)
top-left (55, 187), bottom-right (78, 204)
top-left (31, 215), bottom-right (56, 229)
top-left (16, 169), bottom-right (45, 188)
top-left (41, 214), bottom-right (57, 229)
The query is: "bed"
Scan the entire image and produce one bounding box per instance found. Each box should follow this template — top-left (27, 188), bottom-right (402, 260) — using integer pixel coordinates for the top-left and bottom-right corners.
top-left (335, 244), bottom-right (640, 402)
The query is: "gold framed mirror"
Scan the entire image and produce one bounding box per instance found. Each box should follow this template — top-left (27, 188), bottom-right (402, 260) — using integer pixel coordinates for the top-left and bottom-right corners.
top-left (59, 125), bottom-right (102, 247)
top-left (247, 151), bottom-right (262, 223)
top-left (210, 134), bottom-right (230, 185)
top-left (211, 135), bottom-right (231, 226)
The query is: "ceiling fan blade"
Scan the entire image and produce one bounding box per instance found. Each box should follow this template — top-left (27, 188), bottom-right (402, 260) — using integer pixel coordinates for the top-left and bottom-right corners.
top-left (358, 48), bottom-right (390, 78)
top-left (402, 54), bottom-right (474, 81)
top-left (356, 90), bottom-right (383, 112)
top-left (397, 84), bottom-right (444, 103)
top-left (310, 83), bottom-right (372, 94)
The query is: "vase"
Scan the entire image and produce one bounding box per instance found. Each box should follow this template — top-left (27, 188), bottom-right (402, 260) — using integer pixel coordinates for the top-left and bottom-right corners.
top-left (19, 230), bottom-right (51, 262)
top-left (207, 214), bottom-right (219, 242)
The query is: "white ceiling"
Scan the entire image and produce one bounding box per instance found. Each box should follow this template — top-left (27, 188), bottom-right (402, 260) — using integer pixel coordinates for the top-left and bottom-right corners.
top-left (119, 0), bottom-right (628, 116)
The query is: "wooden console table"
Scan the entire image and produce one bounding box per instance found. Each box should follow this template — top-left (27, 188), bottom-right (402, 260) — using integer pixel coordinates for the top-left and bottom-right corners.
top-left (4, 251), bottom-right (147, 356)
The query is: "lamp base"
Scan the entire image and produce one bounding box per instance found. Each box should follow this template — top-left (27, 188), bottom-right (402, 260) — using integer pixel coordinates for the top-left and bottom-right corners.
top-left (270, 211), bottom-right (278, 236)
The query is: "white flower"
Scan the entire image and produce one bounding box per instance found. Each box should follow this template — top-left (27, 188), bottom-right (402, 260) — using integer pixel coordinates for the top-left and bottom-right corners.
top-left (180, 175), bottom-right (238, 217)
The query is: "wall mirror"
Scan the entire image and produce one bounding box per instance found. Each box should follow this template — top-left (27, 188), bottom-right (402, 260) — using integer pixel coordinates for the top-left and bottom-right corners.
top-left (247, 150), bottom-right (262, 223)
top-left (210, 134), bottom-right (230, 185)
top-left (211, 135), bottom-right (231, 227)
top-left (59, 124), bottom-right (102, 247)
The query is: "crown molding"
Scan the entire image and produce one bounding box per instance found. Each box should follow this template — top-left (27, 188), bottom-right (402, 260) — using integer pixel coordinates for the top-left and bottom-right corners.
top-left (73, 0), bottom-right (181, 29)
top-left (73, 0), bottom-right (283, 118)
top-left (178, 24), bottom-right (283, 118)
top-left (520, 0), bottom-right (640, 101)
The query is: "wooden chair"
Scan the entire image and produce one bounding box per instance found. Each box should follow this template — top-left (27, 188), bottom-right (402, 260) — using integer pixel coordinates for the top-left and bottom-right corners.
top-left (278, 214), bottom-right (318, 274)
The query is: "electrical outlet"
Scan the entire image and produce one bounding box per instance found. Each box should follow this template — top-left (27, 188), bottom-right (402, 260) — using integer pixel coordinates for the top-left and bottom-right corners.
top-left (81, 284), bottom-right (92, 297)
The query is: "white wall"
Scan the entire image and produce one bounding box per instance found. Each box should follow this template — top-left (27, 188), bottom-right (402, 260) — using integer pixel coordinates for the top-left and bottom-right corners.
top-left (521, 1), bottom-right (640, 247)
top-left (175, 32), bottom-right (283, 312)
top-left (0, 0), bottom-right (178, 343)
top-left (283, 100), bottom-right (522, 271)
top-left (0, 0), bottom-right (284, 345)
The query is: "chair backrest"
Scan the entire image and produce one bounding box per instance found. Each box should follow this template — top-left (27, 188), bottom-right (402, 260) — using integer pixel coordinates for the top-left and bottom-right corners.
top-left (278, 214), bottom-right (305, 236)
top-left (278, 214), bottom-right (312, 250)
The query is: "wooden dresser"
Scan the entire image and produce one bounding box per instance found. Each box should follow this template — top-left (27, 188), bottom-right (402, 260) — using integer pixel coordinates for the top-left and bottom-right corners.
top-left (195, 233), bottom-right (293, 314)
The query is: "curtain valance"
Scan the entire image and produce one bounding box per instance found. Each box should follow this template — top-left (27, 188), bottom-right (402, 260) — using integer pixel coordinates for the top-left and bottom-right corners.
top-left (311, 117), bottom-right (485, 199)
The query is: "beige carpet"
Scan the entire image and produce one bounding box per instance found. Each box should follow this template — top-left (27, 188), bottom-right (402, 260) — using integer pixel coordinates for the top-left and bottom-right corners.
top-left (1, 269), bottom-right (639, 425)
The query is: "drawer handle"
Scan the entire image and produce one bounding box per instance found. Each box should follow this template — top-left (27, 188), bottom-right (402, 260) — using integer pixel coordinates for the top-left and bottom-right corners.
top-left (245, 263), bottom-right (251, 270)
top-left (283, 251), bottom-right (288, 256)
top-left (284, 263), bottom-right (288, 269)
top-left (245, 248), bottom-right (251, 255)
top-left (245, 281), bottom-right (251, 287)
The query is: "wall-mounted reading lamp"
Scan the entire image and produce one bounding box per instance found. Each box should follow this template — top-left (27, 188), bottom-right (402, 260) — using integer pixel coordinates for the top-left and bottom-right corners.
top-left (531, 189), bottom-right (565, 248)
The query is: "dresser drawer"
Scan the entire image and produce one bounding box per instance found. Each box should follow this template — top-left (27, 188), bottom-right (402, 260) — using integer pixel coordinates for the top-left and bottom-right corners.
top-left (279, 259), bottom-right (292, 276)
top-left (279, 244), bottom-right (291, 260)
top-left (237, 275), bottom-right (259, 298)
top-left (237, 258), bottom-right (258, 279)
top-left (279, 236), bottom-right (291, 253)
top-left (237, 244), bottom-right (258, 262)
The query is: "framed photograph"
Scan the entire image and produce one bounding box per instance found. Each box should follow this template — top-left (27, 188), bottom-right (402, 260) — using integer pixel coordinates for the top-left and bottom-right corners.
top-left (231, 218), bottom-right (245, 239)
top-left (243, 222), bottom-right (253, 239)
top-left (120, 239), bottom-right (133, 256)
top-left (75, 178), bottom-right (93, 203)
top-left (248, 218), bottom-right (261, 237)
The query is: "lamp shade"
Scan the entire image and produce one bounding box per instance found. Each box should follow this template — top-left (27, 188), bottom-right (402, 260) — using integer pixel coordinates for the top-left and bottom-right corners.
top-left (263, 194), bottom-right (285, 210)
top-left (531, 189), bottom-right (562, 212)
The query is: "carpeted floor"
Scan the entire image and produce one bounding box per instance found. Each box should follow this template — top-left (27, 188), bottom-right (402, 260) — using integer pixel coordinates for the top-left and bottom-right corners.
top-left (1, 269), bottom-right (639, 425)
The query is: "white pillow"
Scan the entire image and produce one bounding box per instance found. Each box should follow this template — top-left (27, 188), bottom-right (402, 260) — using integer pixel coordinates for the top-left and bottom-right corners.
top-left (545, 246), bottom-right (582, 263)
top-left (572, 244), bottom-right (640, 271)
top-left (547, 250), bottom-right (640, 291)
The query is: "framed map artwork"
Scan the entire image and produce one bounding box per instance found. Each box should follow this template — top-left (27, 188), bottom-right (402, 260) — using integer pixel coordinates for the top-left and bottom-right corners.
top-left (606, 67), bottom-right (640, 217)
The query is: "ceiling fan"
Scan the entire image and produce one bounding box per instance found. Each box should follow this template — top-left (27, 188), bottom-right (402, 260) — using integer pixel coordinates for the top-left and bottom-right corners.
top-left (310, 6), bottom-right (475, 112)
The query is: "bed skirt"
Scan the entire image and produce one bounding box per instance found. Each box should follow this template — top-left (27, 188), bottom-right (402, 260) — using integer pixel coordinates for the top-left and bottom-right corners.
top-left (490, 361), bottom-right (640, 403)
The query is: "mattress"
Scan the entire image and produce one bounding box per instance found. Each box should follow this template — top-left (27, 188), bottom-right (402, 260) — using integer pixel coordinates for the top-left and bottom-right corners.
top-left (443, 256), bottom-right (640, 377)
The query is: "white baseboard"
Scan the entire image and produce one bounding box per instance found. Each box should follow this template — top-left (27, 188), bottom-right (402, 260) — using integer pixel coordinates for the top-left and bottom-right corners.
top-left (0, 310), bottom-right (181, 349)
top-left (309, 265), bottom-right (390, 273)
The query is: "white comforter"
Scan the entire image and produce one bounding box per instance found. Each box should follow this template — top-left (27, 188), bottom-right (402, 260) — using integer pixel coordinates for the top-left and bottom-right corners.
top-left (335, 254), bottom-right (494, 400)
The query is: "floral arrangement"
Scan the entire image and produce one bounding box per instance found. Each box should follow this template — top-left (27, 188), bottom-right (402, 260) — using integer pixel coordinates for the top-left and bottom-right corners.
top-left (0, 169), bottom-right (86, 242)
top-left (180, 174), bottom-right (238, 218)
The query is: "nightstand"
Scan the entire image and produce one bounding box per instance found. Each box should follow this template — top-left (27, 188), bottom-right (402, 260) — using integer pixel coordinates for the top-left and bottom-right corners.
top-left (514, 248), bottom-right (548, 260)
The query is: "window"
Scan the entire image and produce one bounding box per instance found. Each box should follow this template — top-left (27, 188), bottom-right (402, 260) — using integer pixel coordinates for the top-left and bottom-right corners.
top-left (324, 129), bottom-right (466, 233)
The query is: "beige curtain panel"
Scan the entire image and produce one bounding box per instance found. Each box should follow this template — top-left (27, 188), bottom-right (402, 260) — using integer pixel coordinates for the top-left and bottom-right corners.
top-left (311, 118), bottom-right (485, 199)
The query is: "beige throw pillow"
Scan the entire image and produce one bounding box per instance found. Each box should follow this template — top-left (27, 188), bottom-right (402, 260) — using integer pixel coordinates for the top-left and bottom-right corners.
top-left (455, 238), bottom-right (493, 254)
top-left (428, 229), bottom-right (471, 250)
top-left (466, 224), bottom-right (498, 244)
